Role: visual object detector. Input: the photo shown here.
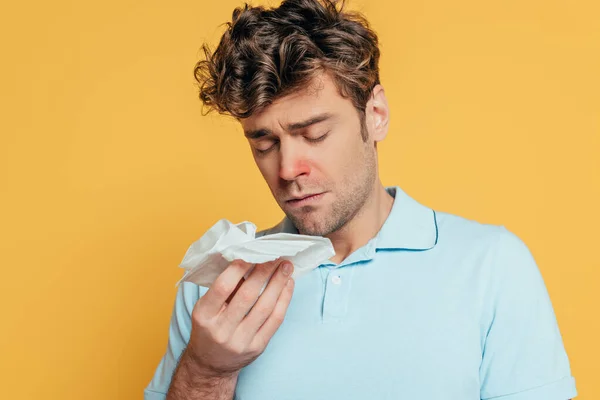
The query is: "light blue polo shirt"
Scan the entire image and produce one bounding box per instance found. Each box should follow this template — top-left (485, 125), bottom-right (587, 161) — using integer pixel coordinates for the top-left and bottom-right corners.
top-left (145, 186), bottom-right (577, 400)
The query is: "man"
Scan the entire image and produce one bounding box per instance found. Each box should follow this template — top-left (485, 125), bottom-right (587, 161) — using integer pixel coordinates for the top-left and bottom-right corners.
top-left (145, 0), bottom-right (577, 399)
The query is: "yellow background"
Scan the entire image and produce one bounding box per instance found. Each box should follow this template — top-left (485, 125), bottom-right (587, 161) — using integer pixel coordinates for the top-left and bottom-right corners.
top-left (1, 0), bottom-right (598, 398)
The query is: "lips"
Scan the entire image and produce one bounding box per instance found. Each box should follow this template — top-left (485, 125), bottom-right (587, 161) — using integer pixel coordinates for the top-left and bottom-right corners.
top-left (285, 192), bottom-right (325, 207)
top-left (288, 193), bottom-right (320, 201)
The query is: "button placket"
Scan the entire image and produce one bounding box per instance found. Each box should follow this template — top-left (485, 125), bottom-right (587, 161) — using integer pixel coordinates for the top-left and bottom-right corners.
top-left (322, 267), bottom-right (354, 322)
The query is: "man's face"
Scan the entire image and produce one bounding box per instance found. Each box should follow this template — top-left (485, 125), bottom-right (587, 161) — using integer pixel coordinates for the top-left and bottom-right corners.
top-left (241, 73), bottom-right (383, 236)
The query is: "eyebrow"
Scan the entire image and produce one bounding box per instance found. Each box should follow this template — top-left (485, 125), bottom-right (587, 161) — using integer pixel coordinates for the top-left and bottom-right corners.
top-left (287, 113), bottom-right (333, 130)
top-left (244, 128), bottom-right (272, 140)
top-left (244, 113), bottom-right (333, 139)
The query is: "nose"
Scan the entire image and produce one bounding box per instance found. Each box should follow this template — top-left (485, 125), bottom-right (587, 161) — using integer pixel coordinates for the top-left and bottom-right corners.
top-left (278, 139), bottom-right (310, 181)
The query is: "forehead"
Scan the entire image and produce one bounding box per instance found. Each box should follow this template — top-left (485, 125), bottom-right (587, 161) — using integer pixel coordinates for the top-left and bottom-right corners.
top-left (240, 74), bottom-right (353, 132)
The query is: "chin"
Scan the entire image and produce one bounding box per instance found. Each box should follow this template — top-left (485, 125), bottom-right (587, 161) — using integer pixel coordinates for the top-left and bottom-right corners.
top-left (288, 212), bottom-right (327, 236)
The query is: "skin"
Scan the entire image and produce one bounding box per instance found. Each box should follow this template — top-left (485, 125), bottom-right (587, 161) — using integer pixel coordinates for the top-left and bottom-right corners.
top-left (168, 259), bottom-right (295, 399)
top-left (168, 71), bottom-right (393, 399)
top-left (170, 71), bottom-right (573, 400)
top-left (242, 71), bottom-right (394, 263)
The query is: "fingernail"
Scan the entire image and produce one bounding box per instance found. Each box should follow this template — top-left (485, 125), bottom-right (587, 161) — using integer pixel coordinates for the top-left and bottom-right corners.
top-left (282, 262), bottom-right (293, 276)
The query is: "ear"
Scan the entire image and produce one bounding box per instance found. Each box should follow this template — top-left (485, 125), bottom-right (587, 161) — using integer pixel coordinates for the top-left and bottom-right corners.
top-left (365, 84), bottom-right (390, 143)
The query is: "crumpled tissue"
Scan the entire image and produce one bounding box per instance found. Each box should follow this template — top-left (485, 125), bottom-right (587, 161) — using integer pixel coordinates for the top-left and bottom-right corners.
top-left (176, 219), bottom-right (336, 287)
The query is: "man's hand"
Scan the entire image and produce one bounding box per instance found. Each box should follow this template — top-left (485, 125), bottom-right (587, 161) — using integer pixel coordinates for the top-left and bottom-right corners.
top-left (167, 258), bottom-right (295, 400)
top-left (187, 258), bottom-right (295, 374)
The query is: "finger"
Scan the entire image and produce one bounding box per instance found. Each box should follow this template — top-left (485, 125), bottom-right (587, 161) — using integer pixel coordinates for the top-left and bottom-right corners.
top-left (219, 258), bottom-right (282, 331)
top-left (225, 277), bottom-right (246, 305)
top-left (236, 261), bottom-right (294, 341)
top-left (250, 276), bottom-right (295, 349)
top-left (199, 259), bottom-right (254, 317)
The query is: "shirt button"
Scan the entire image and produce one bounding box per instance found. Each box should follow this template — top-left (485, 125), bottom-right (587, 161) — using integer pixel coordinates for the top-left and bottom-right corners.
top-left (331, 275), bottom-right (342, 285)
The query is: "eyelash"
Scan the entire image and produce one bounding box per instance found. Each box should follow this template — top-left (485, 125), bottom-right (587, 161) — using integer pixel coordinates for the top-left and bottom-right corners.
top-left (255, 131), bottom-right (330, 155)
top-left (255, 144), bottom-right (276, 155)
top-left (256, 147), bottom-right (273, 155)
top-left (306, 131), bottom-right (330, 143)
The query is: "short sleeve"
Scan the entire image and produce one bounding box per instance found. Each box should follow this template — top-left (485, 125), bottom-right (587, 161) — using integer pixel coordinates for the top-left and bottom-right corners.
top-left (479, 227), bottom-right (577, 400)
top-left (144, 281), bottom-right (207, 400)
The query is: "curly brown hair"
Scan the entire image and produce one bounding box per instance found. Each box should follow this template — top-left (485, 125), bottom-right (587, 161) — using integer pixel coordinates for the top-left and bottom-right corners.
top-left (194, 0), bottom-right (381, 127)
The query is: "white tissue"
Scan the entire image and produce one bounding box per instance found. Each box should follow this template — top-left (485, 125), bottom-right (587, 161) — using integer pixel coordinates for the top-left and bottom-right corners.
top-left (176, 219), bottom-right (336, 287)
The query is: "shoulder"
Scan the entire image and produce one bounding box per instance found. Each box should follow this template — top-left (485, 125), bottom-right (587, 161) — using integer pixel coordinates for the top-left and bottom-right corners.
top-left (432, 209), bottom-right (539, 288)
top-left (433, 209), bottom-right (528, 255)
top-left (435, 209), bottom-right (545, 307)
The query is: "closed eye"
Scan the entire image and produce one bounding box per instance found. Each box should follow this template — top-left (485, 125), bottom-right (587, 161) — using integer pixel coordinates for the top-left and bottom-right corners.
top-left (306, 131), bottom-right (330, 143)
top-left (255, 140), bottom-right (278, 155)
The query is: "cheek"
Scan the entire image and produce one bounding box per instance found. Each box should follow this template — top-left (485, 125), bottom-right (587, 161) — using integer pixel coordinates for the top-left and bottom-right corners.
top-left (337, 143), bottom-right (370, 183)
top-left (331, 140), bottom-right (358, 170)
top-left (304, 140), bottom-right (350, 182)
top-left (255, 157), bottom-right (279, 183)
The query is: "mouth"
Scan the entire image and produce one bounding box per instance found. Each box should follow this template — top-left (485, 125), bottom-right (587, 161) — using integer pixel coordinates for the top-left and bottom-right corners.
top-left (286, 192), bottom-right (326, 207)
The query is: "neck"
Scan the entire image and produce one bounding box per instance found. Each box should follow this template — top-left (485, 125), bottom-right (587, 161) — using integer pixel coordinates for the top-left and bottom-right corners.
top-left (325, 181), bottom-right (394, 264)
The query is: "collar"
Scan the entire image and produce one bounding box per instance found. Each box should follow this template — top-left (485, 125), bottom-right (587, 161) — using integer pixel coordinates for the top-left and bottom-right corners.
top-left (263, 186), bottom-right (438, 252)
top-left (374, 186), bottom-right (438, 251)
